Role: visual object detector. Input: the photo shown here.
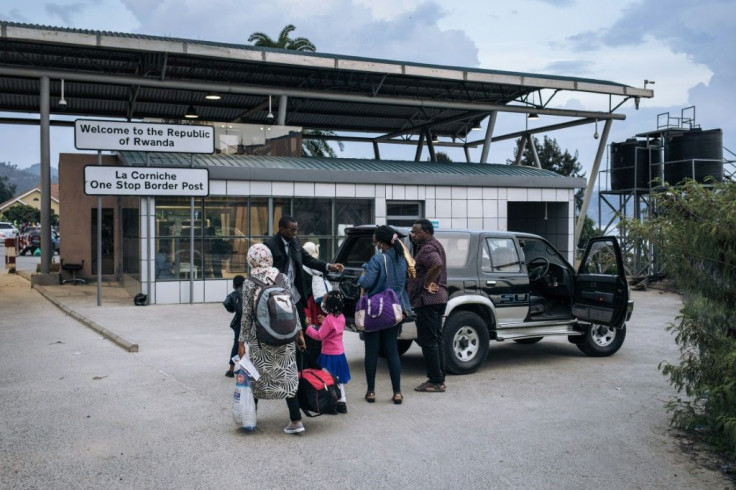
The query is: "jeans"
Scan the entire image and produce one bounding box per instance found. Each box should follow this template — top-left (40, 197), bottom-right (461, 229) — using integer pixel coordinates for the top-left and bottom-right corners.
top-left (363, 324), bottom-right (401, 393)
top-left (415, 304), bottom-right (446, 384)
top-left (229, 325), bottom-right (240, 366)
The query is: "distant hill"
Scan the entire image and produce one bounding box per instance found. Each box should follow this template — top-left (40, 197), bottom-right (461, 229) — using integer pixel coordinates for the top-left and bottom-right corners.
top-left (0, 161), bottom-right (59, 196)
top-left (26, 163), bottom-right (59, 181)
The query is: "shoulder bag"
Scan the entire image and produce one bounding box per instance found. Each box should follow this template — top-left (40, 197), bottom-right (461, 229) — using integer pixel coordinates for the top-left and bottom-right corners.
top-left (355, 254), bottom-right (403, 332)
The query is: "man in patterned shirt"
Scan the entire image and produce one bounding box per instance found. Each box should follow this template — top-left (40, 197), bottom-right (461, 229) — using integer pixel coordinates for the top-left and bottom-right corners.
top-left (407, 219), bottom-right (448, 393)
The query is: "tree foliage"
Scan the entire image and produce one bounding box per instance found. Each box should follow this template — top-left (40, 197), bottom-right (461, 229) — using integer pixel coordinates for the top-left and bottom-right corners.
top-left (302, 130), bottom-right (344, 157)
top-left (428, 151), bottom-right (453, 163)
top-left (248, 24), bottom-right (316, 52)
top-left (248, 25), bottom-right (342, 158)
top-left (2, 203), bottom-right (40, 223)
top-left (0, 175), bottom-right (16, 202)
top-left (507, 135), bottom-right (586, 209)
top-left (625, 178), bottom-right (736, 454)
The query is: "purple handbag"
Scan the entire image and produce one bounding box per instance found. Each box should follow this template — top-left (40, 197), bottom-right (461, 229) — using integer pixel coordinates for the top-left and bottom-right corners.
top-left (355, 255), bottom-right (403, 332)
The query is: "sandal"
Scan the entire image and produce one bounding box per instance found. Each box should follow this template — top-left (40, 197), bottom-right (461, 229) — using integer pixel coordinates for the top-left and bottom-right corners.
top-left (364, 391), bottom-right (376, 403)
top-left (392, 392), bottom-right (403, 405)
top-left (414, 381), bottom-right (446, 393)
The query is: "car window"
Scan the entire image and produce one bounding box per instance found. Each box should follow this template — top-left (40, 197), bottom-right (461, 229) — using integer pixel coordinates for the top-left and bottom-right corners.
top-left (519, 237), bottom-right (567, 268)
top-left (0, 223), bottom-right (12, 229)
top-left (580, 240), bottom-right (619, 274)
top-left (341, 234), bottom-right (376, 268)
top-left (435, 232), bottom-right (470, 269)
top-left (483, 237), bottom-right (521, 272)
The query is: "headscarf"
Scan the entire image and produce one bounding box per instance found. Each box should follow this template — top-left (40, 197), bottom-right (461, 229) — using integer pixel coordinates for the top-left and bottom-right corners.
top-left (247, 243), bottom-right (280, 283)
top-left (302, 241), bottom-right (320, 259)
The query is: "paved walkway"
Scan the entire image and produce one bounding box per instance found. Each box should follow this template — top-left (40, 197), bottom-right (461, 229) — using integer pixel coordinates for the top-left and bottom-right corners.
top-left (1, 267), bottom-right (732, 489)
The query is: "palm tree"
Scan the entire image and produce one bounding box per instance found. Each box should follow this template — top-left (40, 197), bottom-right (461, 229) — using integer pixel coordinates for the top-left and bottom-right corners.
top-left (302, 133), bottom-right (344, 157)
top-left (249, 25), bottom-right (341, 157)
top-left (248, 24), bottom-right (316, 52)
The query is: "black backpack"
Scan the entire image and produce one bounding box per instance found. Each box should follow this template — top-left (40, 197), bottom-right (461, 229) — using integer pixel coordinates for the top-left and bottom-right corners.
top-left (249, 276), bottom-right (299, 346)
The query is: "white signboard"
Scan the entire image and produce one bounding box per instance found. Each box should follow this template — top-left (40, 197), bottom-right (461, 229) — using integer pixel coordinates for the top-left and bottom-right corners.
top-left (84, 166), bottom-right (209, 196)
top-left (75, 120), bottom-right (214, 154)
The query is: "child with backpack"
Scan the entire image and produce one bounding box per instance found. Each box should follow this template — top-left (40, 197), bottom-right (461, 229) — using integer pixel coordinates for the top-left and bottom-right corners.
top-left (305, 290), bottom-right (350, 413)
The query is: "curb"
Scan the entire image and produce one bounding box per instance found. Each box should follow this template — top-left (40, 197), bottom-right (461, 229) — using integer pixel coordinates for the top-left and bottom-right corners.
top-left (17, 272), bottom-right (140, 353)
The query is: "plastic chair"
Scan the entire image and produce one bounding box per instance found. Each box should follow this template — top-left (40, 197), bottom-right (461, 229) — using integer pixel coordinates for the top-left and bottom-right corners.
top-left (61, 259), bottom-right (86, 285)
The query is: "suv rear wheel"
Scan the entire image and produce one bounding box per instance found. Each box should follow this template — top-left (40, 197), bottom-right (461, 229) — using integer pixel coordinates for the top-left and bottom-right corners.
top-left (442, 311), bottom-right (490, 375)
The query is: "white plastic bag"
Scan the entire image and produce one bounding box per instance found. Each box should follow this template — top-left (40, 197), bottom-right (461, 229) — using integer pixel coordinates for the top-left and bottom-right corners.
top-left (232, 369), bottom-right (256, 431)
top-left (310, 272), bottom-right (332, 301)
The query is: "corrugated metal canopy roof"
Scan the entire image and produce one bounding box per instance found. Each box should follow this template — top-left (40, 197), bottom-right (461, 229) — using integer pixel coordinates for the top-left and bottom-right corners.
top-left (0, 21), bottom-right (652, 142)
top-left (117, 152), bottom-right (586, 189)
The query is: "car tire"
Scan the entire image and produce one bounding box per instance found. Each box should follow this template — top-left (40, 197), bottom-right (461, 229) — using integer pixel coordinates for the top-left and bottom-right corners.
top-left (397, 339), bottom-right (413, 356)
top-left (514, 337), bottom-right (543, 344)
top-left (442, 311), bottom-right (490, 375)
top-left (576, 324), bottom-right (626, 357)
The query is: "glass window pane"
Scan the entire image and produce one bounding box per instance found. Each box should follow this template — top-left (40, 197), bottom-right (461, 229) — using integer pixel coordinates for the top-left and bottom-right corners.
top-left (335, 199), bottom-right (372, 236)
top-left (156, 197), bottom-right (204, 238)
top-left (249, 198), bottom-right (269, 237)
top-left (485, 237), bottom-right (521, 272)
top-left (293, 198), bottom-right (332, 236)
top-left (272, 198), bottom-right (291, 234)
top-left (435, 232), bottom-right (471, 269)
top-left (225, 237), bottom-right (252, 276)
top-left (155, 239), bottom-right (175, 281)
top-left (387, 202), bottom-right (420, 216)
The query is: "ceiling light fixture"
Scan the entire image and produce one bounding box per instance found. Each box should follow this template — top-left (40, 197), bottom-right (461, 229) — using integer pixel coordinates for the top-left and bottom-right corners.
top-left (58, 79), bottom-right (67, 106)
top-left (471, 121), bottom-right (482, 131)
top-left (205, 93), bottom-right (221, 100)
top-left (431, 133), bottom-right (439, 144)
top-left (594, 119), bottom-right (599, 139)
top-left (528, 113), bottom-right (539, 120)
top-left (266, 95), bottom-right (274, 120)
top-left (184, 105), bottom-right (199, 119)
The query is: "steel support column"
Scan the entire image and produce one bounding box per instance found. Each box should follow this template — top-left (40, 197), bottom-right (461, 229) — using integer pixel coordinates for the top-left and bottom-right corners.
top-left (575, 118), bottom-right (612, 246)
top-left (479, 111), bottom-right (497, 163)
top-left (39, 76), bottom-right (51, 274)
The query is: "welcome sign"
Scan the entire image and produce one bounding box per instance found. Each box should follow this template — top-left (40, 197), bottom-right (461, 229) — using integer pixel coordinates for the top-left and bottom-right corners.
top-left (74, 120), bottom-right (214, 154)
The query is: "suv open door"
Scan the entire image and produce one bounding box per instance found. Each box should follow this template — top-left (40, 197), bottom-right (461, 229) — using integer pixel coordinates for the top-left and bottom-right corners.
top-left (572, 236), bottom-right (630, 328)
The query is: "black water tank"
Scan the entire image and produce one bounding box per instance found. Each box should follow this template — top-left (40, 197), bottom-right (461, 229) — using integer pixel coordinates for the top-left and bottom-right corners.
top-left (610, 139), bottom-right (659, 191)
top-left (664, 129), bottom-right (723, 184)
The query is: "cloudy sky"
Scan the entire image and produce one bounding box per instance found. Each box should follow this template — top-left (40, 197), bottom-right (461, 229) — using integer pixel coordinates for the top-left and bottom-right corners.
top-left (1, 0), bottom-right (734, 182)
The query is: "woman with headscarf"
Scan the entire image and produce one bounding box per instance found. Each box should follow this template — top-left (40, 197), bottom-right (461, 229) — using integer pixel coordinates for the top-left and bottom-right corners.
top-left (357, 225), bottom-right (411, 405)
top-left (237, 243), bottom-right (307, 434)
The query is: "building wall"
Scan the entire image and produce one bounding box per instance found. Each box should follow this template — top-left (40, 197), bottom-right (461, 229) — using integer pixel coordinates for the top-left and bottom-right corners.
top-left (58, 154), bottom-right (120, 279)
top-left (151, 179), bottom-right (576, 304)
top-left (57, 154), bottom-right (578, 303)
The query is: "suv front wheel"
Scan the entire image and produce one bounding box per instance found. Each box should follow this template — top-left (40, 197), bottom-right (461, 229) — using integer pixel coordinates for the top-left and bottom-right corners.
top-left (576, 324), bottom-right (626, 357)
top-left (442, 311), bottom-right (490, 375)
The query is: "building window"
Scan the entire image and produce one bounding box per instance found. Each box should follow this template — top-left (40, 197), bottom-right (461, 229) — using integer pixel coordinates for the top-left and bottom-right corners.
top-left (387, 201), bottom-right (423, 228)
top-left (152, 196), bottom-right (373, 280)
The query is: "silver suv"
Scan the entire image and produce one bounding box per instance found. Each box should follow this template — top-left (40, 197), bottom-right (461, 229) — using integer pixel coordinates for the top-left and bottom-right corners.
top-left (329, 226), bottom-right (633, 375)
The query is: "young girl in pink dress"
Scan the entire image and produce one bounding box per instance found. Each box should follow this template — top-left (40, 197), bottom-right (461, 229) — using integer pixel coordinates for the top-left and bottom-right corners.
top-left (305, 290), bottom-right (350, 414)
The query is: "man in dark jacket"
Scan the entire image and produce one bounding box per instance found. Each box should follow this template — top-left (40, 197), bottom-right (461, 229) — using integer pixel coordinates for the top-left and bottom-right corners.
top-left (264, 216), bottom-right (344, 363)
top-left (407, 218), bottom-right (448, 393)
top-left (224, 275), bottom-right (245, 378)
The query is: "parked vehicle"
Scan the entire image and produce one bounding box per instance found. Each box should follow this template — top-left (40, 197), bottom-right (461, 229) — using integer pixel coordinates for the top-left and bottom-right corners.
top-left (18, 227), bottom-right (59, 255)
top-left (328, 225), bottom-right (633, 375)
top-left (0, 222), bottom-right (19, 239)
